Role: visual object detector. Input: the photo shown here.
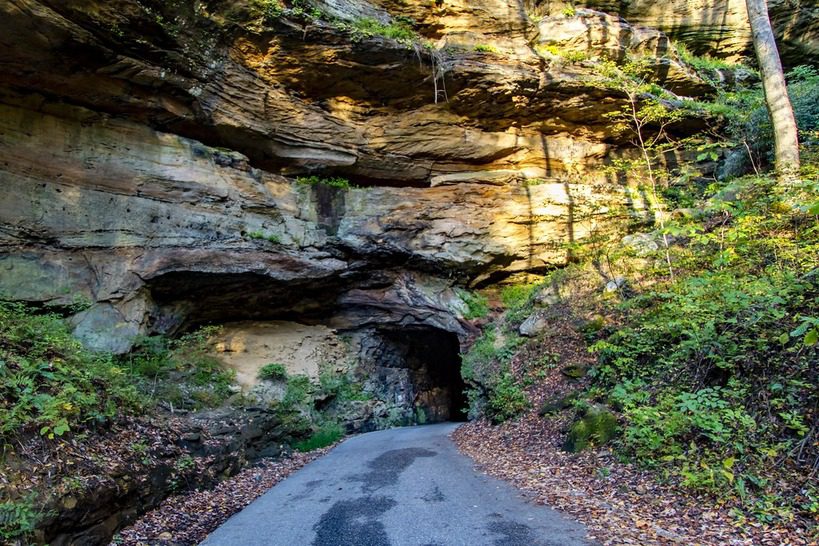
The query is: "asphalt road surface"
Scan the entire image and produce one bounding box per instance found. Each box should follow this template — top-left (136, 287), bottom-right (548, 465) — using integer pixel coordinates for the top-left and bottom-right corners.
top-left (200, 423), bottom-right (593, 546)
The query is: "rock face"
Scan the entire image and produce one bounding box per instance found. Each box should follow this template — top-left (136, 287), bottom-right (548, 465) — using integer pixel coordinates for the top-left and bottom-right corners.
top-left (212, 321), bottom-right (350, 387)
top-left (553, 0), bottom-right (819, 65)
top-left (0, 0), bottom-right (812, 429)
top-left (0, 0), bottom-right (816, 327)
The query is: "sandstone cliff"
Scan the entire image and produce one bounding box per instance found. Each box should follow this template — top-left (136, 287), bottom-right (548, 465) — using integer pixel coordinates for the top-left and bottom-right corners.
top-left (0, 0), bottom-right (815, 375)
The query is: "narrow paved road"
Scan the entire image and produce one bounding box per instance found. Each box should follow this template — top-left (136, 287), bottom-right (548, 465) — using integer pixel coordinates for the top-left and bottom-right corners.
top-left (200, 423), bottom-right (593, 546)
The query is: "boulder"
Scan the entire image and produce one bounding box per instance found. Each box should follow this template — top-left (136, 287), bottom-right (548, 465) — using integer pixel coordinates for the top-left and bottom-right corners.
top-left (519, 312), bottom-right (549, 337)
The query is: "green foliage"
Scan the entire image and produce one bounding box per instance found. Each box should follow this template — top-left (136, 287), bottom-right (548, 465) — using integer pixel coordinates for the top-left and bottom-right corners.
top-left (318, 369), bottom-right (370, 402)
top-left (674, 43), bottom-right (740, 73)
top-left (122, 327), bottom-right (235, 411)
top-left (461, 327), bottom-right (528, 421)
top-left (0, 495), bottom-right (43, 542)
top-left (564, 406), bottom-right (618, 452)
top-left (415, 406), bottom-right (427, 425)
top-left (296, 175), bottom-right (352, 189)
top-left (0, 302), bottom-right (142, 440)
top-left (561, 5), bottom-right (576, 17)
top-left (343, 17), bottom-right (417, 45)
top-left (745, 66), bottom-right (819, 163)
top-left (252, 0), bottom-right (283, 22)
top-left (456, 288), bottom-right (489, 319)
top-left (293, 421), bottom-right (344, 452)
top-left (536, 44), bottom-right (588, 63)
top-left (283, 374), bottom-right (312, 407)
top-left (585, 172), bottom-right (818, 520)
top-left (258, 362), bottom-right (287, 381)
top-left (473, 44), bottom-right (499, 54)
top-left (461, 327), bottom-right (522, 384)
top-left (500, 283), bottom-right (539, 310)
top-left (682, 65), bottom-right (819, 174)
top-left (247, 230), bottom-right (281, 244)
top-left (486, 372), bottom-right (529, 423)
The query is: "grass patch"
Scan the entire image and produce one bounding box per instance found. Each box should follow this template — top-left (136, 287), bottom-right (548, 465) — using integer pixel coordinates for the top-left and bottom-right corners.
top-left (473, 44), bottom-right (499, 54)
top-left (456, 288), bottom-right (489, 319)
top-left (258, 363), bottom-right (287, 381)
top-left (293, 422), bottom-right (344, 452)
top-left (247, 231), bottom-right (281, 243)
top-left (346, 17), bottom-right (417, 44)
top-left (535, 44), bottom-right (589, 63)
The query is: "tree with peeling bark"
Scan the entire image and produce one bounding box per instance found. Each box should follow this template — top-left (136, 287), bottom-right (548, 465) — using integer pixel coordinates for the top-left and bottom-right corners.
top-left (745, 0), bottom-right (800, 182)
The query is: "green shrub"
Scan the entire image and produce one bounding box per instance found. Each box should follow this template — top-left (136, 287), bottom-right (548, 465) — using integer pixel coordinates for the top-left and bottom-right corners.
top-left (461, 328), bottom-right (494, 383)
top-left (461, 326), bottom-right (529, 420)
top-left (486, 373), bottom-right (529, 423)
top-left (293, 421), bottom-right (344, 452)
top-left (258, 363), bottom-right (287, 381)
top-left (318, 370), bottom-right (370, 402)
top-left (745, 66), bottom-right (819, 162)
top-left (283, 374), bottom-right (313, 407)
top-left (0, 302), bottom-right (142, 440)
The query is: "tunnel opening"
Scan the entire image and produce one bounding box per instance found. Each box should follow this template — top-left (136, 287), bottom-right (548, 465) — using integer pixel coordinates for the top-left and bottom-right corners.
top-left (144, 272), bottom-right (469, 426)
top-left (367, 328), bottom-right (469, 423)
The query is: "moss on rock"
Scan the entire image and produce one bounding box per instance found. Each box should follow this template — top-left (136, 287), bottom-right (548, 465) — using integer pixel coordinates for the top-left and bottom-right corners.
top-left (563, 406), bottom-right (618, 452)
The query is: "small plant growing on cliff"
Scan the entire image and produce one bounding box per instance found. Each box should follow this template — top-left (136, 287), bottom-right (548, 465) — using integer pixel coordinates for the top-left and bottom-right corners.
top-left (474, 44), bottom-right (499, 54)
top-left (456, 288), bottom-right (489, 319)
top-left (283, 374), bottom-right (313, 407)
top-left (345, 17), bottom-right (417, 45)
top-left (247, 230), bottom-right (281, 243)
top-left (296, 175), bottom-right (352, 189)
top-left (318, 369), bottom-right (370, 402)
top-left (535, 44), bottom-right (588, 63)
top-left (258, 362), bottom-right (287, 381)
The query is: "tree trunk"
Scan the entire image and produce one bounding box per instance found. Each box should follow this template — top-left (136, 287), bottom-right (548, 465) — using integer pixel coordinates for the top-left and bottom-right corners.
top-left (745, 0), bottom-right (800, 182)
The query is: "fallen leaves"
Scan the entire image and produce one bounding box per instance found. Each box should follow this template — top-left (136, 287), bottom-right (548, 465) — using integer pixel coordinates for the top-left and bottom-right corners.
top-left (453, 416), bottom-right (815, 546)
top-left (113, 446), bottom-right (333, 546)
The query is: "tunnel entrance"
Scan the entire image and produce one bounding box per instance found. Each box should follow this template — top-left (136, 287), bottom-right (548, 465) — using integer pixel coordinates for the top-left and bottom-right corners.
top-left (369, 328), bottom-right (469, 423)
top-left (144, 271), bottom-right (470, 426)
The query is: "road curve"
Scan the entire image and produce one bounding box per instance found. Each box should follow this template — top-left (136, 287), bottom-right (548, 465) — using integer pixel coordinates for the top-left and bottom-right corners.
top-left (200, 423), bottom-right (593, 546)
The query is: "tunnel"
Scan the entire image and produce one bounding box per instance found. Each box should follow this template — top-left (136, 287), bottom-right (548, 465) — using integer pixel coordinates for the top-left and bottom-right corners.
top-left (144, 271), bottom-right (470, 427)
top-left (364, 328), bottom-right (469, 423)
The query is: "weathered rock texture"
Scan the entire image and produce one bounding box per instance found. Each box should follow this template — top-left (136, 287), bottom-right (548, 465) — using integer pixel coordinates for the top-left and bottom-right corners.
top-left (0, 0), bottom-right (813, 393)
top-left (213, 321), bottom-right (350, 387)
top-left (540, 0), bottom-right (819, 65)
